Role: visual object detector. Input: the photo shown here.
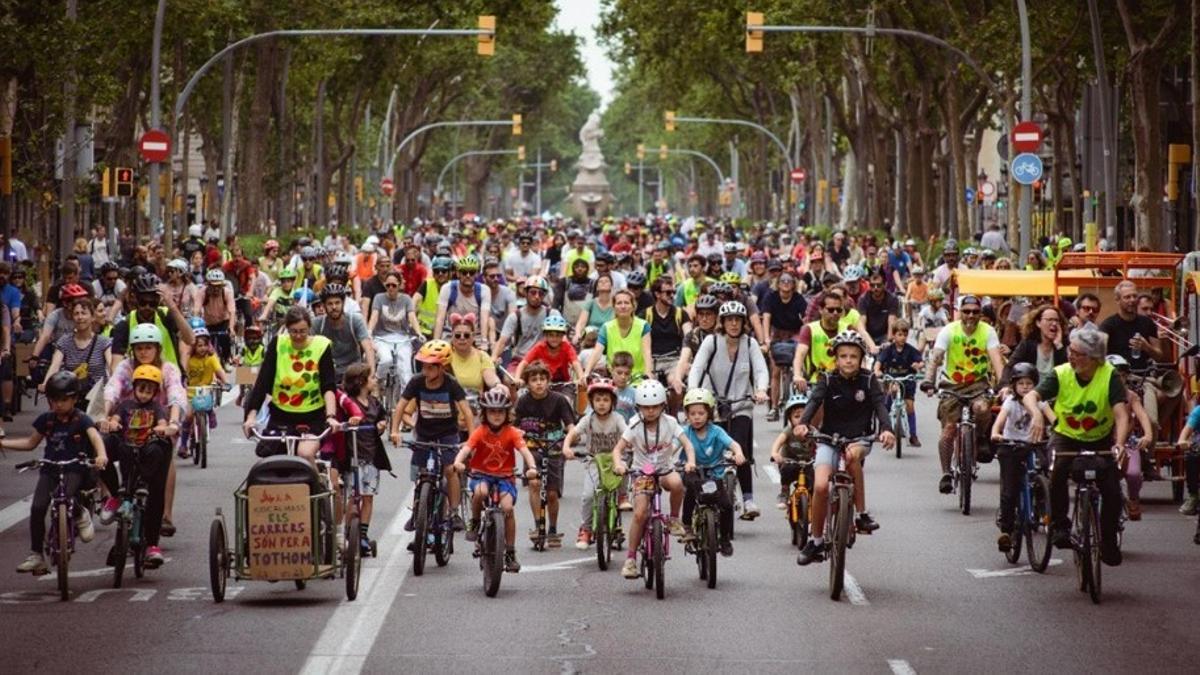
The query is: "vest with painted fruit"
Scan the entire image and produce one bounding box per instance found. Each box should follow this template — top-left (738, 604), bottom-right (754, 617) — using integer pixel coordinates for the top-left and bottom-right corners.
top-left (272, 335), bottom-right (331, 413)
top-left (1052, 362), bottom-right (1115, 442)
top-left (944, 321), bottom-right (990, 385)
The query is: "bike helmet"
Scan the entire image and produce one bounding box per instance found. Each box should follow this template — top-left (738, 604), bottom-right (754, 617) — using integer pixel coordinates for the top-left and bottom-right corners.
top-left (963, 246), bottom-right (978, 257)
top-left (782, 392), bottom-right (810, 419)
top-left (542, 315), bottom-right (568, 333)
top-left (750, 251), bottom-right (768, 263)
top-left (187, 316), bottom-right (206, 331)
top-left (904, 238), bottom-right (917, 247)
top-left (292, 288), bottom-right (318, 305)
top-left (333, 252), bottom-right (354, 266)
top-left (526, 276), bottom-right (551, 294)
top-left (830, 330), bottom-right (867, 355)
top-left (264, 239), bottom-right (279, 251)
top-left (131, 273), bottom-right (161, 295)
top-left (682, 388), bottom-right (716, 410)
top-left (633, 378), bottom-right (668, 406)
top-left (927, 288), bottom-right (945, 301)
top-left (587, 377), bottom-right (617, 399)
top-left (718, 300), bottom-right (747, 319)
top-left (479, 388), bottom-right (511, 410)
top-left (981, 248), bottom-right (997, 259)
top-left (431, 256), bottom-right (454, 272)
top-left (59, 283), bottom-right (89, 302)
top-left (132, 364), bottom-right (163, 386)
top-left (842, 265), bottom-right (864, 282)
top-left (1105, 354), bottom-right (1130, 371)
top-left (595, 251), bottom-right (614, 264)
top-left (695, 294), bottom-right (720, 312)
top-left (724, 242), bottom-right (740, 254)
top-left (943, 239), bottom-right (959, 254)
top-left (192, 326), bottom-right (210, 339)
top-left (626, 270), bottom-right (647, 287)
top-left (188, 224), bottom-right (203, 238)
top-left (244, 325), bottom-right (264, 338)
top-left (300, 246), bottom-right (317, 260)
top-left (99, 261), bottom-right (120, 275)
top-left (364, 234), bottom-right (380, 248)
top-left (706, 252), bottom-right (724, 265)
top-left (709, 281), bottom-right (733, 297)
top-left (1010, 362), bottom-right (1040, 384)
top-left (205, 268), bottom-right (226, 284)
top-left (313, 245), bottom-right (327, 258)
top-left (167, 258), bottom-right (189, 273)
top-left (415, 339), bottom-right (452, 365)
top-left (325, 263), bottom-right (349, 281)
top-left (130, 323), bottom-right (163, 346)
top-left (720, 272), bottom-right (742, 285)
top-left (455, 254), bottom-right (480, 272)
top-left (45, 370), bottom-right (79, 400)
top-left (320, 283), bottom-right (348, 300)
top-left (910, 265), bottom-right (925, 275)
top-left (278, 267), bottom-right (297, 281)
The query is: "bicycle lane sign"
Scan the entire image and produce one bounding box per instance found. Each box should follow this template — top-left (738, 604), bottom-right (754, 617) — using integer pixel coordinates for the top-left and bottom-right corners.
top-left (1010, 153), bottom-right (1043, 186)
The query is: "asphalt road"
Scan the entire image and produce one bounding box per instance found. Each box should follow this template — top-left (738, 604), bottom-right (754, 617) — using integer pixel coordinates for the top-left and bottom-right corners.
top-left (1, 389), bottom-right (1198, 674)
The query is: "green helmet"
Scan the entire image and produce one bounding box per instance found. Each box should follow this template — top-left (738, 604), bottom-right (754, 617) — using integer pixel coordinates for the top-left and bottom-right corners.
top-left (278, 267), bottom-right (297, 281)
top-left (719, 271), bottom-right (742, 285)
top-left (455, 254), bottom-right (480, 272)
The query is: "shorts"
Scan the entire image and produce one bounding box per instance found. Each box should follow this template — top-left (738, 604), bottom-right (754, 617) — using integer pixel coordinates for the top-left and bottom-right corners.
top-left (815, 441), bottom-right (872, 468)
top-left (524, 448), bottom-right (565, 496)
top-left (409, 434), bottom-right (460, 482)
top-left (469, 474), bottom-right (518, 501)
top-left (355, 462), bottom-right (381, 496)
top-left (936, 383), bottom-right (992, 425)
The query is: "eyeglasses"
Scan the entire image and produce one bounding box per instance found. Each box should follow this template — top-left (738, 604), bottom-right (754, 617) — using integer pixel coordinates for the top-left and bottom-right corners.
top-left (1079, 305), bottom-right (1099, 313)
top-left (452, 332), bottom-right (472, 339)
top-left (959, 308), bottom-right (980, 316)
top-left (486, 273), bottom-right (502, 280)
top-left (870, 283), bottom-right (883, 289)
top-left (384, 283), bottom-right (398, 289)
top-left (659, 287), bottom-right (675, 294)
top-left (287, 327), bottom-right (310, 338)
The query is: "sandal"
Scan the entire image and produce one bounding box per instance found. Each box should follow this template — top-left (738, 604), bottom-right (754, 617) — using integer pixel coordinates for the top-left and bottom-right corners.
top-left (161, 518), bottom-right (176, 538)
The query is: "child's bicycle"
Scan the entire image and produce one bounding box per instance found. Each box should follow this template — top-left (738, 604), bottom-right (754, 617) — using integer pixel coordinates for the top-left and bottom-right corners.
top-left (993, 440), bottom-right (1053, 572)
top-left (471, 469), bottom-right (523, 598)
top-left (15, 455), bottom-right (96, 601)
top-left (777, 457), bottom-right (815, 548)
top-left (575, 449), bottom-right (625, 571)
top-left (187, 384), bottom-right (231, 469)
top-left (631, 462), bottom-right (674, 600)
top-left (403, 440), bottom-right (462, 575)
top-left (808, 432), bottom-right (874, 602)
top-left (882, 374), bottom-right (920, 459)
top-left (685, 454), bottom-right (738, 590)
top-left (341, 425), bottom-right (380, 559)
top-left (109, 437), bottom-right (165, 587)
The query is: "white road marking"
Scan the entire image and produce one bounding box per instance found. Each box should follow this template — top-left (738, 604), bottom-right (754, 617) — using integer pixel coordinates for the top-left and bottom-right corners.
top-left (300, 486), bottom-right (416, 675)
top-left (888, 659), bottom-right (917, 675)
top-left (38, 557), bottom-right (173, 580)
top-left (75, 587), bottom-right (156, 602)
top-left (0, 495), bottom-right (32, 532)
top-left (762, 463), bottom-right (781, 485)
top-left (843, 572), bottom-right (869, 606)
top-left (522, 556), bottom-right (593, 573)
top-left (966, 559), bottom-right (1062, 578)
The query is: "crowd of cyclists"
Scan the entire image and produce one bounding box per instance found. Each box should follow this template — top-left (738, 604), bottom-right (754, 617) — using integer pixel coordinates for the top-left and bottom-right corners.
top-left (3, 213), bottom-right (1199, 593)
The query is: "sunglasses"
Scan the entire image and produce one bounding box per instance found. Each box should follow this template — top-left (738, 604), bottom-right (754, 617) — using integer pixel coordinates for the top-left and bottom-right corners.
top-left (526, 289), bottom-right (544, 296)
top-left (959, 308), bottom-right (980, 316)
top-left (870, 283), bottom-right (883, 289)
top-left (452, 332), bottom-right (472, 339)
top-left (659, 288), bottom-right (675, 294)
top-left (823, 306), bottom-right (843, 314)
top-left (384, 283), bottom-right (398, 289)
top-left (486, 273), bottom-right (502, 280)
top-left (435, 270), bottom-right (450, 275)
top-left (459, 271), bottom-right (475, 276)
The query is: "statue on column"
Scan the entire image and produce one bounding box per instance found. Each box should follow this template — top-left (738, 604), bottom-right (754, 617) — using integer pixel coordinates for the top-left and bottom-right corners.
top-left (568, 110), bottom-right (612, 220)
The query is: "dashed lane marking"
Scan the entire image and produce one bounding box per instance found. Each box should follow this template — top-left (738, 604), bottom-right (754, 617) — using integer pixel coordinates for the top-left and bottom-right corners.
top-left (843, 572), bottom-right (869, 606)
top-left (888, 659), bottom-right (917, 675)
top-left (966, 559), bottom-right (1062, 578)
top-left (0, 495), bottom-right (33, 533)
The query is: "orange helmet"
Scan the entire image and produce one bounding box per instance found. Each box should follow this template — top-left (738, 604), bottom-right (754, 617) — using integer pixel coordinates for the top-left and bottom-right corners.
top-left (415, 339), bottom-right (452, 365)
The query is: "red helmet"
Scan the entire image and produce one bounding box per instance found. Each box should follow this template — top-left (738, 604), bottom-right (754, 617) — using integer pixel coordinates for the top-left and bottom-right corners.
top-left (59, 283), bottom-right (89, 302)
top-left (587, 377), bottom-right (617, 399)
top-left (264, 239), bottom-right (279, 251)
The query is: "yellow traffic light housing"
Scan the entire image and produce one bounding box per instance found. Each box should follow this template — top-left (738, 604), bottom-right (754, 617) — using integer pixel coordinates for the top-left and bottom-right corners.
top-left (477, 16), bottom-right (496, 56)
top-left (625, 162), bottom-right (632, 175)
top-left (746, 12), bottom-right (764, 53)
top-left (659, 144), bottom-right (668, 160)
top-left (549, 159), bottom-right (557, 172)
top-left (636, 144), bottom-right (645, 160)
top-left (115, 167), bottom-right (134, 198)
top-left (512, 113), bottom-right (522, 136)
top-left (517, 145), bottom-right (525, 161)
top-left (665, 111), bottom-right (675, 133)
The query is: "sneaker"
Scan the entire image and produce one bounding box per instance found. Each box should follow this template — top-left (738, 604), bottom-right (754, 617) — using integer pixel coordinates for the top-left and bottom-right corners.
top-left (403, 515), bottom-right (415, 532)
top-left (359, 537), bottom-right (373, 557)
top-left (1179, 494), bottom-right (1199, 516)
top-left (938, 473), bottom-right (953, 494)
top-left (1100, 544), bottom-right (1122, 567)
top-left (740, 500), bottom-right (761, 521)
top-left (1127, 498), bottom-right (1141, 521)
top-left (997, 531), bottom-right (1013, 552)
top-left (547, 532), bottom-right (563, 549)
top-left (450, 514), bottom-right (465, 532)
top-left (75, 508), bottom-right (94, 543)
top-left (528, 528), bottom-right (543, 544)
top-left (504, 550), bottom-right (521, 573)
top-left (719, 540), bottom-right (733, 557)
top-left (668, 518), bottom-right (686, 537)
top-left (99, 497), bottom-right (121, 525)
top-left (621, 557), bottom-right (639, 578)
top-left (465, 520), bottom-right (480, 542)
top-left (145, 545), bottom-right (165, 568)
top-left (797, 539), bottom-right (825, 566)
top-left (160, 518), bottom-right (176, 538)
top-left (909, 436), bottom-right (922, 448)
top-left (776, 493), bottom-right (787, 510)
top-left (618, 499), bottom-right (633, 512)
top-left (16, 552), bottom-right (47, 574)
top-left (575, 527), bottom-right (592, 550)
top-left (766, 408), bottom-right (780, 422)
top-left (1051, 529), bottom-right (1072, 550)
top-left (855, 513), bottom-right (879, 533)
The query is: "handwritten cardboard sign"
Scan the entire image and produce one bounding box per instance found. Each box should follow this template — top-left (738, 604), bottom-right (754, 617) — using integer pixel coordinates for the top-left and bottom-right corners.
top-left (235, 366), bottom-right (259, 386)
top-left (247, 484), bottom-right (313, 580)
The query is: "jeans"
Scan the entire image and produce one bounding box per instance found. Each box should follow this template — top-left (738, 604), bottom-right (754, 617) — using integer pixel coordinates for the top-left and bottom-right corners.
top-left (100, 435), bottom-right (171, 547)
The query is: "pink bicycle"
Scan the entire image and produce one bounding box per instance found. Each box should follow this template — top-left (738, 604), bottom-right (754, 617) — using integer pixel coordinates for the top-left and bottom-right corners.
top-left (633, 463), bottom-right (673, 600)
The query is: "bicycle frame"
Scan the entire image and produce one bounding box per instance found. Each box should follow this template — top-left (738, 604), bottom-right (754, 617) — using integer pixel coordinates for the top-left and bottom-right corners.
top-left (635, 465), bottom-right (672, 573)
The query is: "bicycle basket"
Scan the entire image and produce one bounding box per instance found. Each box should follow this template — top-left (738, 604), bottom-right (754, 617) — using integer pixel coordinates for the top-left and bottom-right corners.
top-left (770, 340), bottom-right (797, 366)
top-left (191, 390), bottom-right (215, 412)
top-left (594, 453), bottom-right (624, 492)
top-left (1070, 454), bottom-right (1109, 483)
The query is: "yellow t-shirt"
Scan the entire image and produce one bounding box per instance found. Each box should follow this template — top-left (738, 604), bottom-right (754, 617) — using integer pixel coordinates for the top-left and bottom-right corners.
top-left (187, 353), bottom-right (223, 387)
top-left (449, 349), bottom-right (495, 393)
top-left (907, 279), bottom-right (929, 304)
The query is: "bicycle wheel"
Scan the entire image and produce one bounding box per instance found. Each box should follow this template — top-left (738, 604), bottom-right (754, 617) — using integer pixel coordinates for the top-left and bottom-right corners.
top-left (829, 488), bottom-right (851, 601)
top-left (791, 489), bottom-right (810, 549)
top-left (594, 493), bottom-right (610, 571)
top-left (1006, 517), bottom-right (1024, 565)
top-left (704, 511), bottom-right (718, 590)
top-left (1086, 495), bottom-right (1102, 604)
top-left (957, 427), bottom-right (974, 516)
top-left (892, 407), bottom-right (905, 459)
top-left (483, 511), bottom-right (504, 597)
top-left (56, 504), bottom-right (70, 601)
top-left (209, 515), bottom-right (227, 602)
top-left (434, 525), bottom-right (453, 567)
top-left (344, 514), bottom-right (361, 601)
top-left (199, 416), bottom-right (209, 469)
top-left (723, 472), bottom-right (738, 540)
top-left (412, 482), bottom-right (431, 576)
top-left (132, 507), bottom-right (145, 579)
top-left (1073, 493), bottom-right (1091, 593)
top-left (1027, 474), bottom-right (1053, 573)
top-left (112, 517), bottom-right (129, 588)
top-left (652, 519), bottom-right (665, 600)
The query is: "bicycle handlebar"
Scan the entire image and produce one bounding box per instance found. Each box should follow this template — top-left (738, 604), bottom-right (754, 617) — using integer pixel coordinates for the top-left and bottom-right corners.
top-left (16, 456), bottom-right (95, 473)
top-left (249, 427), bottom-right (331, 442)
top-left (808, 431), bottom-right (877, 448)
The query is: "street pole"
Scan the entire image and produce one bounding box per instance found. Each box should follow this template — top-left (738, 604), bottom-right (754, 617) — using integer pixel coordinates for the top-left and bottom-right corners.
top-left (1087, 0), bottom-right (1118, 245)
top-left (385, 119), bottom-right (517, 177)
top-left (535, 147), bottom-right (542, 215)
top-left (435, 149), bottom-right (518, 196)
top-left (638, 157), bottom-right (644, 215)
top-left (824, 97), bottom-right (833, 228)
top-left (149, 0), bottom-right (166, 238)
top-left (1017, 0), bottom-right (1033, 257)
top-left (657, 166), bottom-right (664, 213)
top-left (60, 0), bottom-right (78, 261)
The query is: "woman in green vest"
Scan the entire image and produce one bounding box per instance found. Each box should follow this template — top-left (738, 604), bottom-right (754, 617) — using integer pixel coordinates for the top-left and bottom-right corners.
top-left (582, 289), bottom-right (651, 381)
top-left (241, 305), bottom-right (340, 464)
top-left (1023, 325), bottom-right (1129, 567)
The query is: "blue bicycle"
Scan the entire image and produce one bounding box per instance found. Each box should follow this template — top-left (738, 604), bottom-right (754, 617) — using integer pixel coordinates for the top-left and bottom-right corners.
top-left (994, 440), bottom-right (1053, 571)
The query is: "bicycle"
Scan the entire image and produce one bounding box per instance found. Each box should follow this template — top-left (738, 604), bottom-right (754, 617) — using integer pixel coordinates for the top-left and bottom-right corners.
top-left (1058, 448), bottom-right (1118, 604)
top-left (187, 384), bottom-right (229, 469)
top-left (937, 387), bottom-right (992, 516)
top-left (713, 394), bottom-right (754, 530)
top-left (109, 437), bottom-right (162, 588)
top-left (685, 455), bottom-right (737, 589)
top-left (15, 455), bottom-right (96, 601)
top-left (993, 440), bottom-right (1053, 572)
top-left (575, 450), bottom-right (625, 571)
top-left (809, 432), bottom-right (874, 602)
top-left (882, 374), bottom-right (920, 459)
top-left (374, 335), bottom-right (413, 413)
top-left (405, 440), bottom-right (462, 575)
top-left (777, 457), bottom-right (815, 548)
top-left (627, 462), bottom-right (674, 600)
top-left (470, 470), bottom-right (521, 597)
top-left (340, 425), bottom-right (379, 560)
top-left (769, 340), bottom-right (796, 417)
top-left (527, 437), bottom-right (565, 552)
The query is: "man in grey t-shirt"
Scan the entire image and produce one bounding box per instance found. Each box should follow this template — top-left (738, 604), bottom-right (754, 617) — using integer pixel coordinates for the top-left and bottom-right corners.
top-left (483, 260), bottom-right (516, 342)
top-left (492, 282), bottom-right (560, 367)
top-left (313, 292), bottom-right (374, 381)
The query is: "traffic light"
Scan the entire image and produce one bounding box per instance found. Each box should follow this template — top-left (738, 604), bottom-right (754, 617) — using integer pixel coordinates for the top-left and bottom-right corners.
top-left (746, 12), bottom-right (764, 53)
top-left (101, 167), bottom-right (112, 198)
top-left (1032, 179), bottom-right (1043, 203)
top-left (511, 114), bottom-right (522, 136)
top-left (517, 145), bottom-right (525, 161)
top-left (659, 144), bottom-right (668, 160)
top-left (636, 144), bottom-right (645, 160)
top-left (549, 159), bottom-right (557, 172)
top-left (477, 16), bottom-right (496, 56)
top-left (625, 162), bottom-right (632, 175)
top-left (115, 167), bottom-right (134, 197)
top-left (665, 111), bottom-right (675, 133)
top-left (354, 176), bottom-right (364, 201)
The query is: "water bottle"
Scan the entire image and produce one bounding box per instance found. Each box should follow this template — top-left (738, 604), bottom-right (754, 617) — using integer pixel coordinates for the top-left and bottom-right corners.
top-left (1131, 332), bottom-right (1142, 362)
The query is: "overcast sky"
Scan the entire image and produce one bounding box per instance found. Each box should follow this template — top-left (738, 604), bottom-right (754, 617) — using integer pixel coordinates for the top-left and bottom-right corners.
top-left (553, 0), bottom-right (615, 108)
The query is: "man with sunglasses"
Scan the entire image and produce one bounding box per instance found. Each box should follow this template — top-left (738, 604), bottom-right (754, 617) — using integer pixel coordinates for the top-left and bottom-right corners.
top-left (492, 276), bottom-right (560, 369)
top-left (858, 270), bottom-right (901, 347)
top-left (482, 260), bottom-right (516, 345)
top-left (91, 261), bottom-right (126, 324)
top-left (791, 288), bottom-right (846, 394)
top-left (921, 294), bottom-right (1007, 494)
top-left (503, 233), bottom-right (545, 284)
top-left (109, 274), bottom-right (195, 372)
top-left (414, 256), bottom-right (453, 338)
top-left (434, 255), bottom-right (492, 343)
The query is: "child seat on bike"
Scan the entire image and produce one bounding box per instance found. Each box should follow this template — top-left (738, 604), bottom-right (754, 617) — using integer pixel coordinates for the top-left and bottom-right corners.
top-left (246, 455), bottom-right (323, 494)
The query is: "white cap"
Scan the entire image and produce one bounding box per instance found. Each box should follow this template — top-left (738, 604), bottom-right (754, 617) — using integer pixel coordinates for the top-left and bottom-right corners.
top-left (188, 224), bottom-right (202, 237)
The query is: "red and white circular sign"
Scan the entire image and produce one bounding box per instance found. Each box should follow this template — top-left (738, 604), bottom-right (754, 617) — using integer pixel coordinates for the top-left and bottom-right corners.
top-left (380, 177), bottom-right (395, 196)
top-left (1010, 121), bottom-right (1043, 154)
top-left (139, 129), bottom-right (171, 163)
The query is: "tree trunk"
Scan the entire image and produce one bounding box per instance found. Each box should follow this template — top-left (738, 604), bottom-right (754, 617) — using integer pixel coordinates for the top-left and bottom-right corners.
top-left (275, 46), bottom-right (291, 235)
top-left (944, 87), bottom-right (970, 241)
top-left (237, 37), bottom-right (278, 234)
top-left (313, 79), bottom-right (327, 230)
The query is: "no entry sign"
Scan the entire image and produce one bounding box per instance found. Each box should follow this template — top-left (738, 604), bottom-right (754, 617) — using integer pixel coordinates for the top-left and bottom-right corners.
top-left (1010, 121), bottom-right (1043, 154)
top-left (139, 129), bottom-right (171, 163)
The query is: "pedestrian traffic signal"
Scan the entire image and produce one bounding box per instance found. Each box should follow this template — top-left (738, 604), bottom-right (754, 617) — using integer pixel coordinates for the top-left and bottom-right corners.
top-left (665, 111), bottom-right (675, 133)
top-left (511, 114), bottom-right (522, 136)
top-left (477, 16), bottom-right (496, 56)
top-left (659, 144), bottom-right (668, 160)
top-left (518, 145), bottom-right (525, 161)
top-left (115, 167), bottom-right (134, 197)
top-left (746, 12), bottom-right (764, 53)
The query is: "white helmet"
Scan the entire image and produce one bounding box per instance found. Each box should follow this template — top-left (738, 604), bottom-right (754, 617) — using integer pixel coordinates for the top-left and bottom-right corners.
top-left (361, 242), bottom-right (376, 253)
top-left (167, 258), bottom-right (189, 272)
top-left (633, 379), bottom-right (668, 406)
top-left (843, 265), bottom-right (864, 282)
top-left (205, 269), bottom-right (226, 284)
top-left (188, 224), bottom-right (202, 237)
top-left (718, 300), bottom-right (747, 319)
top-left (365, 235), bottom-right (380, 247)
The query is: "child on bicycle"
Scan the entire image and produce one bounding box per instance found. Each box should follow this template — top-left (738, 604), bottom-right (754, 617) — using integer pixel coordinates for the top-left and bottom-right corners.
top-left (874, 318), bottom-right (923, 447)
top-left (795, 331), bottom-right (895, 566)
top-left (679, 388), bottom-right (745, 555)
top-left (611, 379), bottom-right (696, 579)
top-left (1101, 355), bottom-right (1153, 521)
top-left (563, 378), bottom-right (628, 550)
top-left (181, 327), bottom-right (227, 458)
top-left (609, 351), bottom-right (639, 422)
top-left (990, 362), bottom-right (1055, 552)
top-left (515, 360), bottom-right (577, 549)
top-left (342, 363), bottom-right (392, 556)
top-left (2, 371), bottom-right (107, 574)
top-left (235, 325), bottom-right (265, 407)
top-left (454, 388), bottom-right (538, 573)
top-left (771, 393), bottom-right (816, 510)
top-left (513, 315), bottom-right (584, 385)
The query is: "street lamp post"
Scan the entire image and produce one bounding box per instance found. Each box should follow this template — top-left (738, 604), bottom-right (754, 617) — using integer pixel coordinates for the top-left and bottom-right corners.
top-left (435, 149), bottom-right (518, 196)
top-left (521, 149), bottom-right (557, 215)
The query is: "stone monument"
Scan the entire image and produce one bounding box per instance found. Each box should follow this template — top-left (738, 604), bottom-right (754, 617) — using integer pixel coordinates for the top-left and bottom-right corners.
top-left (568, 110), bottom-right (612, 220)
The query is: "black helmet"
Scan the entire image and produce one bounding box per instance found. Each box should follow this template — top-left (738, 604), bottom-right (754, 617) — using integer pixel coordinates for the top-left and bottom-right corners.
top-left (45, 371), bottom-right (79, 400)
top-left (1010, 362), bottom-right (1039, 385)
top-left (706, 253), bottom-right (723, 264)
top-left (131, 273), bottom-right (161, 294)
top-left (695, 294), bottom-right (720, 311)
top-left (320, 283), bottom-right (349, 300)
top-left (99, 261), bottom-right (120, 275)
top-left (595, 251), bottom-right (614, 264)
top-left (326, 263), bottom-right (349, 282)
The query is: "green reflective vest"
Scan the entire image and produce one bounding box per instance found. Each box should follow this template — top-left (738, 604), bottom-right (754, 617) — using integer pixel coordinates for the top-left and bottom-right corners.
top-left (604, 317), bottom-right (648, 378)
top-left (272, 335), bottom-right (331, 414)
top-left (1053, 362), bottom-right (1115, 442)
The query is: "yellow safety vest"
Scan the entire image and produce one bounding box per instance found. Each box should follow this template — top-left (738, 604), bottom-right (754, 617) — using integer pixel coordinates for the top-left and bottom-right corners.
top-left (805, 321), bottom-right (836, 381)
top-left (1053, 362), bottom-right (1115, 442)
top-left (416, 277), bottom-right (440, 336)
top-left (128, 310), bottom-right (178, 368)
top-left (944, 321), bottom-right (990, 386)
top-left (605, 317), bottom-right (648, 378)
top-left (243, 343), bottom-right (265, 367)
top-left (840, 308), bottom-right (861, 332)
top-left (272, 335), bottom-right (331, 414)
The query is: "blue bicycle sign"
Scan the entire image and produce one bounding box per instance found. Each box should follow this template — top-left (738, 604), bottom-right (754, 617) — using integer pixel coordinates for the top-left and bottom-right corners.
top-left (1010, 153), bottom-right (1043, 186)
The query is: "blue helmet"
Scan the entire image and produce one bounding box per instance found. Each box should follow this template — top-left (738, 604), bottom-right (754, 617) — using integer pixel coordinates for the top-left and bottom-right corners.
top-left (292, 288), bottom-right (318, 305)
top-left (542, 315), bottom-right (568, 333)
top-left (187, 316), bottom-right (206, 331)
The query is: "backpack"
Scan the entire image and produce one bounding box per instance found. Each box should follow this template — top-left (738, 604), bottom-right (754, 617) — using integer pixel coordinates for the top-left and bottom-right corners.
top-left (447, 280), bottom-right (482, 308)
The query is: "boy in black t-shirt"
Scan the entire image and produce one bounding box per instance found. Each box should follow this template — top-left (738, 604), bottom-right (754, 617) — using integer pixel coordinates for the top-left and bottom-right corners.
top-left (515, 360), bottom-right (577, 548)
top-left (874, 319), bottom-right (924, 446)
